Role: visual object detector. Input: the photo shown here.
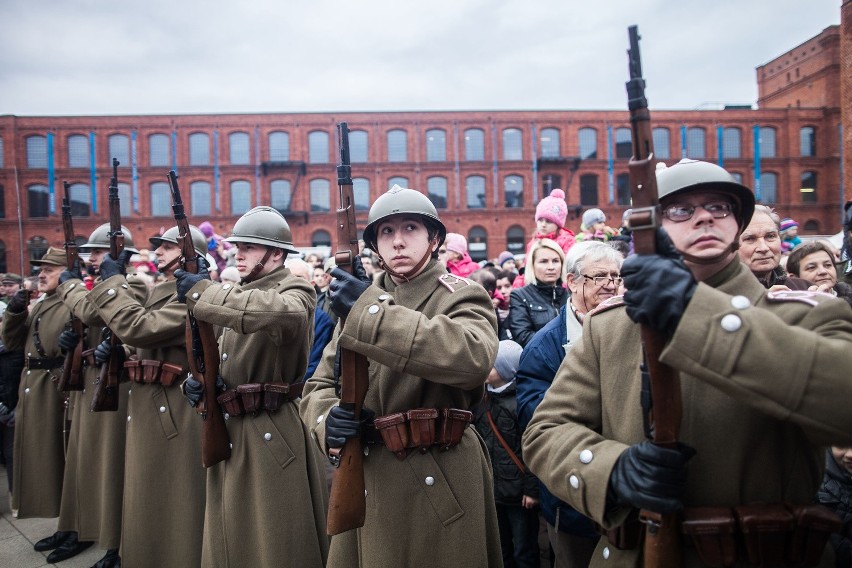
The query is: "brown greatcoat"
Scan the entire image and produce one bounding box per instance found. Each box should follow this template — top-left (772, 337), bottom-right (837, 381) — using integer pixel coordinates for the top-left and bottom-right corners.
top-left (55, 274), bottom-right (147, 548)
top-left (185, 265), bottom-right (329, 568)
top-left (300, 260), bottom-right (503, 568)
top-left (1, 292), bottom-right (70, 518)
top-left (90, 276), bottom-right (205, 567)
top-left (523, 259), bottom-right (852, 568)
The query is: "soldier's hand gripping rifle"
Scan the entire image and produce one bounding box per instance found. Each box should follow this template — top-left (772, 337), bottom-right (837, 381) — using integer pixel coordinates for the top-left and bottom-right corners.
top-left (625, 26), bottom-right (685, 567)
top-left (58, 182), bottom-right (85, 392)
top-left (168, 170), bottom-right (230, 468)
top-left (326, 122), bottom-right (370, 535)
top-left (91, 159), bottom-right (124, 412)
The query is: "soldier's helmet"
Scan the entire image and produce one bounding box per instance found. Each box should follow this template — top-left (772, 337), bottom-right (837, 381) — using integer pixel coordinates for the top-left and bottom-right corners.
top-left (80, 223), bottom-right (140, 254)
top-left (225, 206), bottom-right (298, 254)
top-left (362, 184), bottom-right (446, 252)
top-left (656, 159), bottom-right (755, 231)
top-left (149, 225), bottom-right (207, 258)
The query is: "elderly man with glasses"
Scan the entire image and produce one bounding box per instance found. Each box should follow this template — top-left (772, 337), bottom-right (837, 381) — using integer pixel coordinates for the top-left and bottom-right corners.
top-left (523, 159), bottom-right (852, 567)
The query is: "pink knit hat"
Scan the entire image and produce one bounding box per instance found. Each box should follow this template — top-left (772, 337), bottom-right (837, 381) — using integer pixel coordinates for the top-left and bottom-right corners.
top-left (535, 189), bottom-right (568, 228)
top-left (444, 233), bottom-right (468, 255)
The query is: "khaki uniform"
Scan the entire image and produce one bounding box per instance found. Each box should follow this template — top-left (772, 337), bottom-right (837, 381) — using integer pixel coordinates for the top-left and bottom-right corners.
top-left (185, 265), bottom-right (329, 568)
top-left (1, 292), bottom-right (70, 518)
top-left (523, 259), bottom-right (852, 568)
top-left (301, 261), bottom-right (503, 568)
top-left (56, 275), bottom-right (147, 548)
top-left (89, 276), bottom-right (205, 567)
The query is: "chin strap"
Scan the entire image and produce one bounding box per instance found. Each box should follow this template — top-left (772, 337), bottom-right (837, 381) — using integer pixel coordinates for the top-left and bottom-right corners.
top-left (244, 248), bottom-right (275, 282)
top-left (160, 256), bottom-right (181, 274)
top-left (376, 249), bottom-right (433, 283)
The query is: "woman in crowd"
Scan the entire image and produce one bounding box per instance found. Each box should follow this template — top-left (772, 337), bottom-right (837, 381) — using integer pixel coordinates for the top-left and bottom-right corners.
top-left (787, 240), bottom-right (852, 306)
top-left (507, 238), bottom-right (567, 347)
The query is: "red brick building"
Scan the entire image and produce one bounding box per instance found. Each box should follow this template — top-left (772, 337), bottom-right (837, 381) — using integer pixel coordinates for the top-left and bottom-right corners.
top-left (0, 26), bottom-right (846, 274)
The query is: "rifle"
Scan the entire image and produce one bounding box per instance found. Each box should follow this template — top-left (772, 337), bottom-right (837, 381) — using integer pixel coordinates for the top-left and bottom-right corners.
top-left (625, 25), bottom-right (684, 567)
top-left (57, 181), bottom-right (84, 392)
top-left (326, 122), bottom-right (370, 535)
top-left (168, 170), bottom-right (231, 468)
top-left (91, 158), bottom-right (124, 412)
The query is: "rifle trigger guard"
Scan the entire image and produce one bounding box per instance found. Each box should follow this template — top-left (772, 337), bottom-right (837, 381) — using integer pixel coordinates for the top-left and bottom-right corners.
top-left (627, 206), bottom-right (660, 231)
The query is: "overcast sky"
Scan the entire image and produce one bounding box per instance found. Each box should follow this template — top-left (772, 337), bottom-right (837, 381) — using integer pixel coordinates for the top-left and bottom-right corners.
top-left (0, 0), bottom-right (842, 116)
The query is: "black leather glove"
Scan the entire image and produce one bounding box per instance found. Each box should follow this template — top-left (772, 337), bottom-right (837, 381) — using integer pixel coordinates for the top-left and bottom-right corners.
top-left (174, 258), bottom-right (211, 303)
top-left (181, 373), bottom-right (225, 408)
top-left (607, 440), bottom-right (696, 514)
top-left (325, 404), bottom-right (376, 451)
top-left (98, 250), bottom-right (133, 281)
top-left (60, 259), bottom-right (84, 284)
top-left (57, 329), bottom-right (80, 354)
top-left (622, 228), bottom-right (697, 336)
top-left (329, 257), bottom-right (372, 319)
top-left (93, 339), bottom-right (125, 366)
top-left (5, 289), bottom-right (29, 314)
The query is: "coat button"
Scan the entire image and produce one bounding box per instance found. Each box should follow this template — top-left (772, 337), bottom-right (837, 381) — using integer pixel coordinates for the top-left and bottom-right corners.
top-left (730, 295), bottom-right (750, 310)
top-left (192, 292), bottom-right (200, 300)
top-left (264, 433), bottom-right (272, 441)
top-left (720, 314), bottom-right (742, 332)
top-left (569, 475), bottom-right (580, 489)
top-left (378, 294), bottom-right (389, 301)
top-left (127, 416), bottom-right (131, 422)
top-left (159, 406), bottom-right (166, 413)
top-left (26, 370), bottom-right (31, 375)
top-left (363, 446), bottom-right (370, 456)
top-left (368, 305), bottom-right (380, 314)
top-left (224, 413), bottom-right (230, 421)
top-left (27, 352), bottom-right (32, 357)
top-left (222, 353), bottom-right (228, 361)
top-left (579, 449), bottom-right (593, 464)
top-left (107, 289), bottom-right (115, 295)
top-left (425, 476), bottom-right (435, 486)
top-left (24, 388), bottom-right (30, 394)
top-left (223, 284), bottom-right (231, 290)
top-left (229, 443), bottom-right (233, 449)
top-left (316, 415), bottom-right (324, 423)
top-left (69, 283), bottom-right (75, 288)
top-left (602, 546), bottom-right (610, 560)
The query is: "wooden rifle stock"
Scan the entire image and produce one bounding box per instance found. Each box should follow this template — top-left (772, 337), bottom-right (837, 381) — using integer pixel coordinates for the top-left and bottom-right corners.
top-left (58, 181), bottom-right (84, 392)
top-left (168, 170), bottom-right (231, 468)
top-left (91, 159), bottom-right (123, 412)
top-left (326, 122), bottom-right (370, 535)
top-left (624, 26), bottom-right (684, 567)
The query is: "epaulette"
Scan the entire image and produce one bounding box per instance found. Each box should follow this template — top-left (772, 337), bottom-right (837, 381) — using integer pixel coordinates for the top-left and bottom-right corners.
top-left (438, 273), bottom-right (473, 293)
top-left (587, 295), bottom-right (625, 317)
top-left (766, 289), bottom-right (829, 307)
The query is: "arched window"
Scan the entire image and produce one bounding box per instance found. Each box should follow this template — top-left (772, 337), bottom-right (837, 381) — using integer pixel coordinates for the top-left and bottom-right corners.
top-left (310, 179), bottom-right (330, 212)
top-left (760, 172), bottom-right (777, 204)
top-left (686, 127), bottom-right (705, 159)
top-left (312, 230), bottom-right (332, 247)
top-left (353, 178), bottom-right (370, 211)
top-left (800, 171), bottom-right (817, 203)
top-left (722, 127), bottom-right (741, 159)
top-left (308, 131), bottom-right (329, 164)
top-left (502, 128), bottom-right (523, 160)
top-left (69, 183), bottom-right (91, 216)
top-left (118, 183), bottom-right (131, 217)
top-left (26, 135), bottom-right (48, 168)
top-left (800, 127), bottom-right (816, 157)
top-left (580, 174), bottom-right (598, 206)
top-left (578, 128), bottom-right (597, 160)
top-left (108, 134), bottom-right (130, 165)
top-left (149, 134), bottom-right (170, 167)
top-left (68, 134), bottom-right (89, 168)
top-left (231, 180), bottom-right (251, 215)
top-left (0, 240), bottom-right (6, 273)
top-left (269, 131), bottom-right (290, 161)
top-left (270, 179), bottom-right (291, 212)
top-left (615, 128), bottom-right (632, 159)
top-left (506, 225), bottom-right (526, 256)
top-left (504, 175), bottom-right (523, 208)
top-left (426, 129), bottom-right (446, 162)
top-left (349, 131), bottom-right (368, 163)
top-left (427, 176), bottom-right (448, 209)
top-left (28, 184), bottom-right (49, 218)
top-left (388, 176), bottom-right (409, 189)
top-left (466, 175), bottom-right (486, 209)
top-left (387, 130), bottom-right (407, 162)
top-left (616, 173), bottom-right (631, 206)
top-left (468, 226), bottom-right (488, 262)
top-left (189, 133), bottom-right (210, 166)
top-left (653, 128), bottom-right (670, 160)
top-left (229, 132), bottom-right (250, 165)
top-left (191, 181), bottom-right (212, 216)
top-left (465, 128), bottom-right (485, 161)
top-left (759, 127), bottom-right (776, 158)
top-left (0, 183), bottom-right (5, 218)
top-left (540, 128), bottom-right (560, 158)
top-left (151, 182), bottom-right (171, 216)
top-left (804, 220), bottom-right (819, 232)
top-left (28, 236), bottom-right (49, 266)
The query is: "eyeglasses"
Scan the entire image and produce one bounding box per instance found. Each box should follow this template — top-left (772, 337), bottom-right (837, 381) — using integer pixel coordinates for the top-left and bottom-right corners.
top-left (581, 273), bottom-right (623, 287)
top-left (662, 201), bottom-right (733, 223)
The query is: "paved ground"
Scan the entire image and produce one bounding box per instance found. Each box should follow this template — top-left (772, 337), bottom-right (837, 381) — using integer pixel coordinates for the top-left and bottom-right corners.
top-left (0, 466), bottom-right (105, 568)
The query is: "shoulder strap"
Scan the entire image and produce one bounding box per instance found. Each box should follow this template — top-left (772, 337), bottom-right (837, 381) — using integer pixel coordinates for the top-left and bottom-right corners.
top-left (484, 393), bottom-right (528, 474)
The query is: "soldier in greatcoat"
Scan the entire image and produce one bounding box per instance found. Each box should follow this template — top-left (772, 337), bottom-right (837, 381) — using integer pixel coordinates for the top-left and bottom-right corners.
top-left (300, 185), bottom-right (502, 567)
top-left (0, 248), bottom-right (69, 521)
top-left (522, 159), bottom-right (852, 568)
top-left (175, 206), bottom-right (329, 568)
top-left (86, 225), bottom-right (207, 567)
top-left (51, 223), bottom-right (147, 567)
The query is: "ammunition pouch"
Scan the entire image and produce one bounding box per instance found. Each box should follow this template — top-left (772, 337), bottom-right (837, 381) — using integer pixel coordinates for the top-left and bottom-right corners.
top-left (370, 407), bottom-right (472, 460)
top-left (124, 359), bottom-right (185, 387)
top-left (25, 355), bottom-right (65, 370)
top-left (215, 382), bottom-right (304, 417)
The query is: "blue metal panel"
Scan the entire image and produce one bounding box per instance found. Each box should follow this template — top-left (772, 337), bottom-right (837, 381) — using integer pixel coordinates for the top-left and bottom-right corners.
top-left (131, 130), bottom-right (139, 213)
top-left (89, 131), bottom-right (98, 214)
top-left (753, 124), bottom-right (761, 201)
top-left (47, 132), bottom-right (56, 214)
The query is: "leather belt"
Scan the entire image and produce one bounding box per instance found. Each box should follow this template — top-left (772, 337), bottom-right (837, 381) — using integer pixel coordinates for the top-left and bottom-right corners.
top-left (217, 382), bottom-right (304, 417)
top-left (366, 407), bottom-right (472, 460)
top-left (25, 355), bottom-right (65, 370)
top-left (124, 359), bottom-right (184, 386)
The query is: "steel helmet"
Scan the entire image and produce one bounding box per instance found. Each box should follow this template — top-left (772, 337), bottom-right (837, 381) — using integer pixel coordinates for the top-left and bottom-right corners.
top-left (149, 225), bottom-right (207, 258)
top-left (656, 159), bottom-right (755, 230)
top-left (80, 223), bottom-right (140, 254)
top-left (362, 185), bottom-right (446, 251)
top-left (225, 206), bottom-right (298, 254)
